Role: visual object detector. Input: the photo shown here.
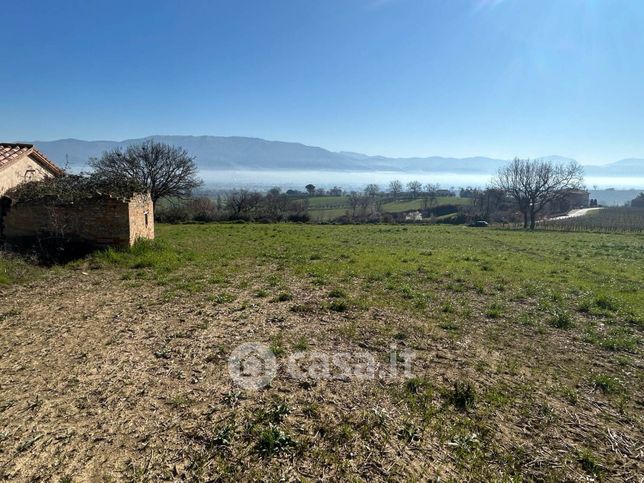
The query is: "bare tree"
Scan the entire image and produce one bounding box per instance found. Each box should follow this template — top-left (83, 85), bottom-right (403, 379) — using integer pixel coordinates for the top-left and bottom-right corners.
top-left (89, 140), bottom-right (201, 207)
top-left (407, 180), bottom-right (422, 197)
top-left (226, 190), bottom-right (262, 219)
top-left (347, 191), bottom-right (361, 218)
top-left (423, 183), bottom-right (440, 210)
top-left (263, 187), bottom-right (290, 220)
top-left (188, 197), bottom-right (218, 222)
top-left (473, 188), bottom-right (508, 221)
top-left (493, 158), bottom-right (584, 229)
top-left (358, 195), bottom-right (371, 215)
top-left (364, 184), bottom-right (380, 198)
top-left (388, 180), bottom-right (403, 198)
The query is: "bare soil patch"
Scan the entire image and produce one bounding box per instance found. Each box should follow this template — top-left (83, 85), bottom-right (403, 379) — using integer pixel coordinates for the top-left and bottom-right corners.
top-left (1, 266), bottom-right (642, 481)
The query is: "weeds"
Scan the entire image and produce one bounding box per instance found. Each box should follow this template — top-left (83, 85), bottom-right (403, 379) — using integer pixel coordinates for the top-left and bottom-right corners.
top-left (485, 302), bottom-right (504, 319)
top-left (447, 381), bottom-right (476, 410)
top-left (293, 336), bottom-right (309, 351)
top-left (269, 335), bottom-right (286, 357)
top-left (257, 401), bottom-right (291, 424)
top-left (398, 421), bottom-right (421, 443)
top-left (591, 374), bottom-right (622, 394)
top-left (3, 223), bottom-right (643, 480)
top-left (576, 448), bottom-right (603, 476)
top-left (548, 309), bottom-right (574, 329)
top-left (274, 292), bottom-right (293, 302)
top-left (256, 425), bottom-right (297, 456)
top-left (329, 300), bottom-right (349, 312)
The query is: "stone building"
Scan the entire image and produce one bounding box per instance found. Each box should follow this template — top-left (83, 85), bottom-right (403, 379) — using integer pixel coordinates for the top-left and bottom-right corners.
top-left (0, 143), bottom-right (64, 196)
top-left (1, 145), bottom-right (154, 248)
top-left (548, 189), bottom-right (590, 214)
top-left (2, 192), bottom-right (154, 248)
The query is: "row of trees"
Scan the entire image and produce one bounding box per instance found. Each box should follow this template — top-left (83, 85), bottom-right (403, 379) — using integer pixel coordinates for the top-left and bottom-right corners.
top-left (157, 188), bottom-right (310, 223)
top-left (87, 141), bottom-right (585, 230)
top-left (303, 181), bottom-right (452, 199)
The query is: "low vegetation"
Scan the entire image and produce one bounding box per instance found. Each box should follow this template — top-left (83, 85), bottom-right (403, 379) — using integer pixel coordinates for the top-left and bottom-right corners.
top-left (542, 206), bottom-right (644, 233)
top-left (0, 224), bottom-right (642, 480)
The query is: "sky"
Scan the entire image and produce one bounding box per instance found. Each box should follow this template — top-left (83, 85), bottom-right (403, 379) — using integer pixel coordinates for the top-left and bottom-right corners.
top-left (1, 0), bottom-right (644, 164)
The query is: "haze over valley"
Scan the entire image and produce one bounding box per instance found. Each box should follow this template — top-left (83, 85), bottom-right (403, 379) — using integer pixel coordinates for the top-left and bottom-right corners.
top-left (31, 135), bottom-right (644, 190)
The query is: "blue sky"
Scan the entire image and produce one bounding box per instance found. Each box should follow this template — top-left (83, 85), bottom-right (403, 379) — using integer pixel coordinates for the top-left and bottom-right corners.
top-left (1, 0), bottom-right (643, 164)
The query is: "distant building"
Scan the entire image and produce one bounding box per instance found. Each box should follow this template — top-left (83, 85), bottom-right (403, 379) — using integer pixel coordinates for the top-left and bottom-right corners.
top-left (563, 189), bottom-right (590, 208)
top-left (0, 143), bottom-right (63, 196)
top-left (405, 211), bottom-right (423, 221)
top-left (435, 189), bottom-right (454, 197)
top-left (549, 189), bottom-right (590, 213)
top-left (631, 193), bottom-right (644, 208)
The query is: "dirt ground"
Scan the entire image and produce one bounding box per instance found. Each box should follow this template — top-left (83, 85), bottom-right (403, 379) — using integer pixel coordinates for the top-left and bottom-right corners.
top-left (1, 267), bottom-right (642, 481)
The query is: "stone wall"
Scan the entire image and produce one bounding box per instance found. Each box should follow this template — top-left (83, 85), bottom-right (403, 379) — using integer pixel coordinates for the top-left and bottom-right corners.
top-left (128, 193), bottom-right (155, 244)
top-left (2, 193), bottom-right (154, 248)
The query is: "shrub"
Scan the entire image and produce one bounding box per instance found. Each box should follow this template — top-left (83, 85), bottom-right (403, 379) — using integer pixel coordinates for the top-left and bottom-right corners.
top-left (287, 213), bottom-right (310, 223)
top-left (448, 380), bottom-right (476, 410)
top-left (258, 401), bottom-right (291, 424)
top-left (155, 205), bottom-right (191, 224)
top-left (549, 309), bottom-right (574, 329)
top-left (328, 288), bottom-right (346, 298)
top-left (485, 302), bottom-right (504, 319)
top-left (188, 197), bottom-right (219, 222)
top-left (591, 374), bottom-right (621, 394)
top-left (274, 292), bottom-right (293, 302)
top-left (329, 300), bottom-right (349, 312)
top-left (256, 425), bottom-right (297, 456)
top-left (594, 294), bottom-right (620, 312)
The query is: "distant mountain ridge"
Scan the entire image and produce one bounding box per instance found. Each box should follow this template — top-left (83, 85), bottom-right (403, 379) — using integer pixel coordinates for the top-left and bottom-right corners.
top-left (25, 135), bottom-right (644, 177)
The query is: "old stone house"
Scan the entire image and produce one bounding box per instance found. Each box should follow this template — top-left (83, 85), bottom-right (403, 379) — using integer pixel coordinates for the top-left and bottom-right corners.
top-left (3, 191), bottom-right (154, 248)
top-left (0, 143), bottom-right (64, 196)
top-left (1, 143), bottom-right (64, 239)
top-left (1, 143), bottom-right (154, 247)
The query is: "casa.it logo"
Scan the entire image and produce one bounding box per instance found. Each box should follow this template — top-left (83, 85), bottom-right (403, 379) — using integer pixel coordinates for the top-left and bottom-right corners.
top-left (228, 341), bottom-right (415, 390)
top-left (228, 342), bottom-right (278, 390)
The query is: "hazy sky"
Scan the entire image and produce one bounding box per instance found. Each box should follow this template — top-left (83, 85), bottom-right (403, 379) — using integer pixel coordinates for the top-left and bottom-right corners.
top-left (2, 0), bottom-right (643, 164)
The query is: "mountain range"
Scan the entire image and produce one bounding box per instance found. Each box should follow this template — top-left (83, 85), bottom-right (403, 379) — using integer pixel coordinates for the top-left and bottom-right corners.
top-left (26, 135), bottom-right (644, 177)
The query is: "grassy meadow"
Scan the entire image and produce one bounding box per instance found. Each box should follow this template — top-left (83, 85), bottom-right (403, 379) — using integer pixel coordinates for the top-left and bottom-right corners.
top-left (1, 224), bottom-right (642, 480)
top-left (306, 194), bottom-right (471, 221)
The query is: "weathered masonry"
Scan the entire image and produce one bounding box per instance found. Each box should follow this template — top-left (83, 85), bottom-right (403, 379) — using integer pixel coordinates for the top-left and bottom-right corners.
top-left (1, 143), bottom-right (64, 240)
top-left (0, 143), bottom-right (63, 196)
top-left (1, 143), bottom-right (154, 247)
top-left (2, 192), bottom-right (154, 248)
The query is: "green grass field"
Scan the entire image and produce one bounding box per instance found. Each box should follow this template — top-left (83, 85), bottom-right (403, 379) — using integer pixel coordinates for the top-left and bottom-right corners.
top-left (1, 224), bottom-right (642, 480)
top-left (306, 195), bottom-right (471, 221)
top-left (105, 224), bottom-right (643, 319)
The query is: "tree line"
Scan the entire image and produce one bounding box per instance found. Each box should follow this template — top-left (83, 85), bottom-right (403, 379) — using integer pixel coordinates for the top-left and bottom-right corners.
top-left (86, 140), bottom-right (586, 229)
top-left (156, 189), bottom-right (310, 223)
